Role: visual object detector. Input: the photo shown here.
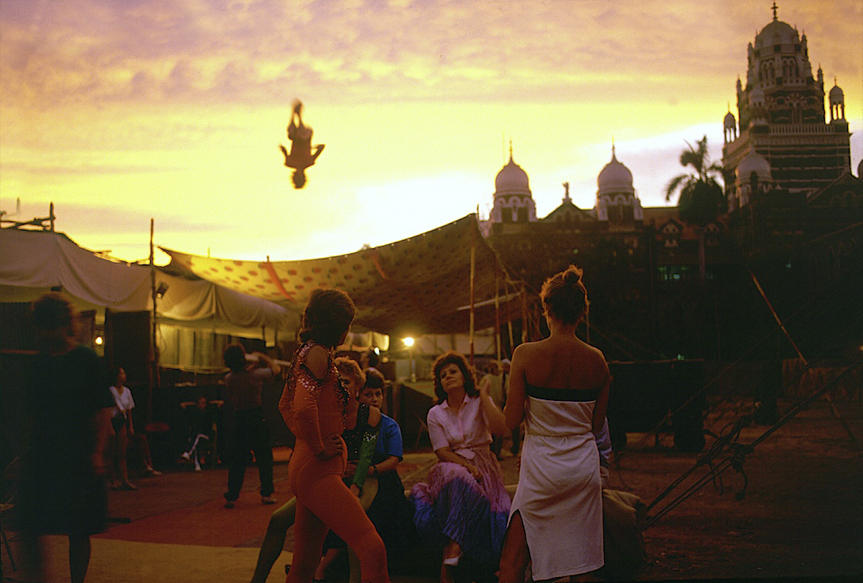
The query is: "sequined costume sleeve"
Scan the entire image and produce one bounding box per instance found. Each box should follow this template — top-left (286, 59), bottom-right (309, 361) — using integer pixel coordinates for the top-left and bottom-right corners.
top-left (279, 344), bottom-right (329, 455)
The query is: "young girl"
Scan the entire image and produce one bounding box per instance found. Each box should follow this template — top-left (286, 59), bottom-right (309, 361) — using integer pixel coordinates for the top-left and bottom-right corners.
top-left (251, 358), bottom-right (380, 583)
top-left (359, 369), bottom-right (416, 568)
top-left (279, 289), bottom-right (389, 583)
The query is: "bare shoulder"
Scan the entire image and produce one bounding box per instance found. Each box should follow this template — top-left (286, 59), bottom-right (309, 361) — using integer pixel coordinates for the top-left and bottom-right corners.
top-left (512, 340), bottom-right (542, 359)
top-left (585, 344), bottom-right (610, 375)
top-left (304, 344), bottom-right (330, 379)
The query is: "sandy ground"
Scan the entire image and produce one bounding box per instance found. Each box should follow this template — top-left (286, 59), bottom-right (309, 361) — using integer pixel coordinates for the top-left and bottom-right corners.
top-left (3, 397), bottom-right (862, 582)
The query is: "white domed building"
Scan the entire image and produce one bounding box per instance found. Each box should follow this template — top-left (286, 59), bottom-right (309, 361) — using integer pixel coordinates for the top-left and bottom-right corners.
top-left (732, 150), bottom-right (772, 209)
top-left (489, 148), bottom-right (537, 225)
top-left (595, 145), bottom-right (644, 225)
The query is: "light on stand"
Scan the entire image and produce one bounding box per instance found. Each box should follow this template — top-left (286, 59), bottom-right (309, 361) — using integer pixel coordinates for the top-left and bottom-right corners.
top-left (402, 337), bottom-right (416, 382)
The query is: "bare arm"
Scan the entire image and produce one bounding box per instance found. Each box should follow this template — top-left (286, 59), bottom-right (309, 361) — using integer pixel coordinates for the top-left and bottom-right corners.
top-left (504, 345), bottom-right (528, 430)
top-left (592, 358), bottom-right (611, 435)
top-left (434, 446), bottom-right (482, 481)
top-left (254, 352), bottom-right (281, 376)
top-left (291, 345), bottom-right (338, 458)
top-left (478, 376), bottom-right (507, 436)
top-left (311, 144), bottom-right (325, 162)
top-left (92, 407), bottom-right (113, 475)
top-left (370, 455), bottom-right (400, 476)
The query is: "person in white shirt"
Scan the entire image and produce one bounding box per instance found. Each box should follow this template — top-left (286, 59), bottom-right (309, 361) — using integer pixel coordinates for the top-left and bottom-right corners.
top-left (109, 367), bottom-right (137, 490)
top-left (409, 352), bottom-right (510, 583)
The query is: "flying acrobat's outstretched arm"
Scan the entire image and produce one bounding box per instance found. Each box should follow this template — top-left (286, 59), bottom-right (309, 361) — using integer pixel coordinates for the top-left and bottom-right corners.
top-left (310, 144), bottom-right (325, 163)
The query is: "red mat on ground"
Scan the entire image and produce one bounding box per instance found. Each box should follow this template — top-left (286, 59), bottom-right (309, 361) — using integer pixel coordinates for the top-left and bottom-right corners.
top-left (95, 482), bottom-right (295, 547)
top-left (95, 462), bottom-right (426, 547)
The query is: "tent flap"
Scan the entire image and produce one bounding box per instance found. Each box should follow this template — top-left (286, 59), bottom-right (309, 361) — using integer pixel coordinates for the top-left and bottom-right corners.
top-left (0, 229), bottom-right (290, 333)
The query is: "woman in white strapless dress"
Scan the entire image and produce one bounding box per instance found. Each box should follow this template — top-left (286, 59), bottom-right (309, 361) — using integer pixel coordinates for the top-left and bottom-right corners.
top-left (499, 265), bottom-right (610, 582)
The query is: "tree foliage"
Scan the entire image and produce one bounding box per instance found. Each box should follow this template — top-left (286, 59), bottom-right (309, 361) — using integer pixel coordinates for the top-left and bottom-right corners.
top-left (665, 135), bottom-right (725, 226)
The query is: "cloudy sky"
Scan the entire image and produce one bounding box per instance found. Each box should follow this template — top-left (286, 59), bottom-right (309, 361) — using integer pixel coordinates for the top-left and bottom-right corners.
top-left (1, 0), bottom-right (861, 263)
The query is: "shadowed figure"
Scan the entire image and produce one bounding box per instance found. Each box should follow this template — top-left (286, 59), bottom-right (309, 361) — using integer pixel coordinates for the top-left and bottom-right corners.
top-left (279, 99), bottom-right (325, 189)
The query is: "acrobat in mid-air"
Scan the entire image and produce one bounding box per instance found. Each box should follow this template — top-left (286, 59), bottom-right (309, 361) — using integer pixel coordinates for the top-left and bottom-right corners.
top-left (279, 99), bottom-right (325, 189)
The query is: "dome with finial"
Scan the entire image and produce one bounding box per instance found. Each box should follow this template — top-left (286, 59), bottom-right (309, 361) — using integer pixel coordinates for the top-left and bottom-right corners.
top-left (736, 150), bottom-right (772, 183)
top-left (829, 83), bottom-right (844, 103)
top-left (754, 3), bottom-right (798, 50)
top-left (597, 145), bottom-right (634, 196)
top-left (724, 111), bottom-right (736, 129)
top-left (494, 148), bottom-right (531, 197)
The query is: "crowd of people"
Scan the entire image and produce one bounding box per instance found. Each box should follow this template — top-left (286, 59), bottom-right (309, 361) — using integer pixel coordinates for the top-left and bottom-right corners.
top-left (17, 264), bottom-right (618, 583)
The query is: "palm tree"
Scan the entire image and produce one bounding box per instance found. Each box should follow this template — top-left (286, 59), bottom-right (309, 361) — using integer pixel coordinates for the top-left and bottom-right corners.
top-left (665, 135), bottom-right (726, 281)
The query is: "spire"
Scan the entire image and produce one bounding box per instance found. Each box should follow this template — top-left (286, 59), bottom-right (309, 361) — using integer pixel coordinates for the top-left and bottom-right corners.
top-left (508, 140), bottom-right (513, 162)
top-left (771, 1), bottom-right (778, 21)
top-left (611, 137), bottom-right (617, 161)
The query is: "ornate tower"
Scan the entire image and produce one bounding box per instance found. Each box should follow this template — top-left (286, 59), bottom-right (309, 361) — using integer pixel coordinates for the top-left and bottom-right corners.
top-left (722, 3), bottom-right (851, 200)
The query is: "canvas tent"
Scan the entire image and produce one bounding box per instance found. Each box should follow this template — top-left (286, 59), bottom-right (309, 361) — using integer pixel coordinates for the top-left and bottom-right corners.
top-left (0, 228), bottom-right (292, 341)
top-left (162, 214), bottom-right (524, 338)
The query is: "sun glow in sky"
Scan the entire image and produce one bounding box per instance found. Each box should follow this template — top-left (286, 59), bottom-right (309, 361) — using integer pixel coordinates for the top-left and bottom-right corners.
top-left (1, 0), bottom-right (861, 263)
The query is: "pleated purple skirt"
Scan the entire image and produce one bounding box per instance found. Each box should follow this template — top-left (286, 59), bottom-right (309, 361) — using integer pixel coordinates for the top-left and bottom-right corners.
top-left (410, 447), bottom-right (511, 567)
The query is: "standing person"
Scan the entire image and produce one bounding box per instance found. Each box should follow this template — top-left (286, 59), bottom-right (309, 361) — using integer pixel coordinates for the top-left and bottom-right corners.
top-left (410, 352), bottom-right (510, 583)
top-left (18, 293), bottom-right (114, 583)
top-left (251, 357), bottom-right (379, 583)
top-left (481, 362), bottom-right (505, 458)
top-left (109, 367), bottom-right (137, 490)
top-left (278, 99), bottom-right (325, 189)
top-left (498, 265), bottom-right (610, 583)
top-left (279, 288), bottom-right (389, 583)
top-left (223, 344), bottom-right (281, 508)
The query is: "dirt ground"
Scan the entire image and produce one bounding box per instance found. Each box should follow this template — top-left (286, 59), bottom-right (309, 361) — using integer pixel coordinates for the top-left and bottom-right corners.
top-left (4, 397), bottom-right (861, 583)
top-left (588, 397), bottom-right (863, 581)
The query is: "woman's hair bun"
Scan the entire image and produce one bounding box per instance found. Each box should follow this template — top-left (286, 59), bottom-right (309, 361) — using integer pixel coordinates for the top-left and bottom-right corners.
top-left (540, 265), bottom-right (588, 326)
top-left (562, 266), bottom-right (583, 285)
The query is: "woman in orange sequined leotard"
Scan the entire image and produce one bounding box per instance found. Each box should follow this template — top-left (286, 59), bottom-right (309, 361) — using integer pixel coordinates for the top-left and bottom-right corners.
top-left (279, 289), bottom-right (389, 583)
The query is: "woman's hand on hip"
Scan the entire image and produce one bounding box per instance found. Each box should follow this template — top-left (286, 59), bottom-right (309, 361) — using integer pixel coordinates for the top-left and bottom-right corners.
top-left (316, 433), bottom-right (344, 460)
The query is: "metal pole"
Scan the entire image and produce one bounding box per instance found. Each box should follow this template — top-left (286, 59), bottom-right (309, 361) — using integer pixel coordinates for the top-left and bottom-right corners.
top-left (148, 218), bottom-right (156, 424)
top-left (469, 243), bottom-right (476, 364)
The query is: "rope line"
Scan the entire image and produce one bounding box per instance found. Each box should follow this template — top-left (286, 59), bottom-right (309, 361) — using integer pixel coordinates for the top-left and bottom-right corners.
top-left (644, 360), bottom-right (863, 529)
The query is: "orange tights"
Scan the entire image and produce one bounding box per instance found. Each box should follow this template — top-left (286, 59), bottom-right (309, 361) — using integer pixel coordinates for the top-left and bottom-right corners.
top-left (287, 473), bottom-right (389, 583)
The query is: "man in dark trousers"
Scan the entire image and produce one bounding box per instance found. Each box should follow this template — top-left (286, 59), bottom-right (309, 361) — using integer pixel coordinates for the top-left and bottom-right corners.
top-left (222, 344), bottom-right (281, 508)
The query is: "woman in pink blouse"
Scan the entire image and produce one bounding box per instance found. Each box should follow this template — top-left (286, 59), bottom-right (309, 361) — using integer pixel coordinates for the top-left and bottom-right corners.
top-left (410, 351), bottom-right (510, 583)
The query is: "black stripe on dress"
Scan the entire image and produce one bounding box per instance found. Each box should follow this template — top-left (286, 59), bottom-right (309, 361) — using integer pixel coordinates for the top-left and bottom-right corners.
top-left (526, 384), bottom-right (599, 402)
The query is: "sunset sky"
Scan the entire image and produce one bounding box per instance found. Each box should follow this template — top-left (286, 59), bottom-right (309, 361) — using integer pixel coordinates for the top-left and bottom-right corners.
top-left (1, 0), bottom-right (861, 264)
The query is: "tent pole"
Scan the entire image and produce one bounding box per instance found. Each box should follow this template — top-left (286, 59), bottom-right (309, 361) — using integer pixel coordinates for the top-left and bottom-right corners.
top-left (520, 284), bottom-right (528, 344)
top-left (494, 273), bottom-right (501, 363)
top-left (506, 280), bottom-right (515, 355)
top-left (469, 243), bottom-right (476, 365)
top-left (148, 218), bottom-right (156, 425)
